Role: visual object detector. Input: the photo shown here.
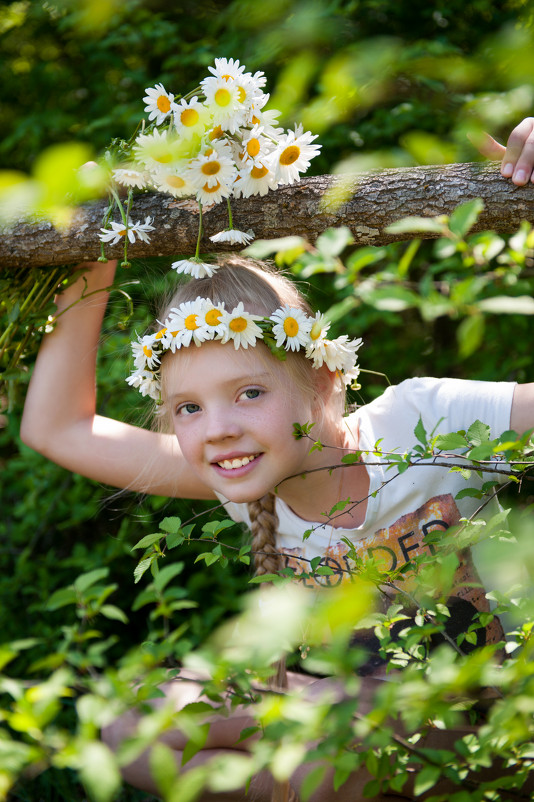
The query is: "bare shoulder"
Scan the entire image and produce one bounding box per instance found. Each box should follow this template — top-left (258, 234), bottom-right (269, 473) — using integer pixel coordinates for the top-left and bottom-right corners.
top-left (510, 383), bottom-right (534, 435)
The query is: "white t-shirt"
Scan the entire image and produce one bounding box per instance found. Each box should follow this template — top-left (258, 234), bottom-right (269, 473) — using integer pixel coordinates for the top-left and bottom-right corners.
top-left (216, 377), bottom-right (516, 652)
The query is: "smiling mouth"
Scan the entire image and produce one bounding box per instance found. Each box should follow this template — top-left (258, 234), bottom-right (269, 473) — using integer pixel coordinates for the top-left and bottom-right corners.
top-left (216, 454), bottom-right (260, 470)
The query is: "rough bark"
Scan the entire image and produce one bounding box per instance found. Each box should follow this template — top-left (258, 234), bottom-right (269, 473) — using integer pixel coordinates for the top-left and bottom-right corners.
top-left (2, 162), bottom-right (534, 269)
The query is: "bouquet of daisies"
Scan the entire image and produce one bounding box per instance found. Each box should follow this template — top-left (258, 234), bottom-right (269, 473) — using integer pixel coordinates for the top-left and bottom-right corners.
top-left (99, 57), bottom-right (321, 272)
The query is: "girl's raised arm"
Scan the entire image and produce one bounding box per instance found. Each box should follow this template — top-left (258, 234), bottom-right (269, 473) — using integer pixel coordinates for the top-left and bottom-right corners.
top-left (20, 261), bottom-right (216, 500)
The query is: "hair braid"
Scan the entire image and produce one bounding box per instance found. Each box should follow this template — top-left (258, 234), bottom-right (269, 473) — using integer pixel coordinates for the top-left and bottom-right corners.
top-left (248, 494), bottom-right (301, 802)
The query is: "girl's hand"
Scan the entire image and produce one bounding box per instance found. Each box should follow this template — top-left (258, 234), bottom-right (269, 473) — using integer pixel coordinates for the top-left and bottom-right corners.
top-left (471, 117), bottom-right (534, 186)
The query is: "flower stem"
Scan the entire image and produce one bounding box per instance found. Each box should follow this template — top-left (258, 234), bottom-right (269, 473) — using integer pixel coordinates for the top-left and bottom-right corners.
top-left (226, 197), bottom-right (234, 230)
top-left (195, 202), bottom-right (203, 259)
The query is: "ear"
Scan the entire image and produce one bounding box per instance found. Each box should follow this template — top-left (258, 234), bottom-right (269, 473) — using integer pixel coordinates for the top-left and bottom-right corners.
top-left (311, 364), bottom-right (339, 410)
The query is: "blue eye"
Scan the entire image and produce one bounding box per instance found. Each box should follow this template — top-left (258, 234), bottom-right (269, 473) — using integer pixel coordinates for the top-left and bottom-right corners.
top-left (177, 402), bottom-right (201, 416)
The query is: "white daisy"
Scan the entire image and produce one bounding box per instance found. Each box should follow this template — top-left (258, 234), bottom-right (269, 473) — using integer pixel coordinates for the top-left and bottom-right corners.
top-left (270, 125), bottom-right (321, 185)
top-left (173, 96), bottom-right (211, 140)
top-left (240, 125), bottom-right (273, 168)
top-left (188, 147), bottom-right (236, 190)
top-left (133, 129), bottom-right (187, 171)
top-left (270, 306), bottom-right (313, 352)
top-left (233, 163), bottom-right (278, 197)
top-left (248, 107), bottom-right (283, 138)
top-left (305, 313), bottom-right (331, 361)
top-left (98, 219), bottom-right (136, 245)
top-left (126, 369), bottom-right (160, 401)
top-left (201, 76), bottom-right (247, 133)
top-left (198, 299), bottom-right (226, 339)
top-left (167, 299), bottom-right (212, 347)
top-left (209, 229), bottom-right (254, 245)
top-left (132, 334), bottom-right (160, 371)
top-left (207, 58), bottom-right (247, 83)
top-left (151, 167), bottom-right (195, 198)
top-left (313, 335), bottom-right (363, 373)
top-left (195, 179), bottom-right (232, 205)
top-left (112, 167), bottom-right (148, 189)
top-left (220, 302), bottom-right (264, 349)
top-left (143, 83), bottom-right (175, 125)
top-left (171, 259), bottom-right (218, 279)
top-left (130, 216), bottom-right (155, 243)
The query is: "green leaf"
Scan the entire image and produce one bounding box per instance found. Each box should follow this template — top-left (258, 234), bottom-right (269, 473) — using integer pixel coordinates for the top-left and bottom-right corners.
top-left (153, 562), bottom-right (184, 592)
top-left (131, 533), bottom-right (163, 551)
top-left (385, 216), bottom-right (446, 235)
top-left (182, 723), bottom-right (210, 766)
top-left (45, 587), bottom-right (77, 611)
top-left (455, 488), bottom-right (483, 500)
top-left (476, 295), bottom-right (534, 315)
top-left (159, 517), bottom-right (183, 534)
top-left (201, 519), bottom-right (235, 538)
top-left (434, 432), bottom-right (468, 450)
top-left (149, 743), bottom-right (178, 799)
top-left (134, 557), bottom-right (155, 584)
top-left (414, 417), bottom-right (427, 445)
top-left (315, 226), bottom-right (354, 258)
top-left (100, 604), bottom-right (128, 623)
top-left (244, 236), bottom-right (307, 259)
top-left (457, 314), bottom-right (484, 359)
top-left (467, 420), bottom-right (491, 446)
top-left (248, 574), bottom-right (280, 584)
top-left (74, 568), bottom-right (109, 593)
top-left (315, 566), bottom-right (335, 576)
top-left (449, 198), bottom-right (484, 238)
top-left (413, 764), bottom-right (441, 796)
top-left (78, 741), bottom-right (121, 802)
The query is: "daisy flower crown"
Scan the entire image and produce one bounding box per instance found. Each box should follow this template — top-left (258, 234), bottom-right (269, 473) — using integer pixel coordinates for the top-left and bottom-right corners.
top-left (127, 299), bottom-right (363, 403)
top-left (98, 57), bottom-right (321, 271)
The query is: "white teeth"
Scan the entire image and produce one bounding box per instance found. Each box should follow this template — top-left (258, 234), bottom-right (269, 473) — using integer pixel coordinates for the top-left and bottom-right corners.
top-left (218, 455), bottom-right (256, 470)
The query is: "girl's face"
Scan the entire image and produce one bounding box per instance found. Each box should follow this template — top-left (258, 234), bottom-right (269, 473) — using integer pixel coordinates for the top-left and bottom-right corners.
top-left (164, 341), bottom-right (317, 503)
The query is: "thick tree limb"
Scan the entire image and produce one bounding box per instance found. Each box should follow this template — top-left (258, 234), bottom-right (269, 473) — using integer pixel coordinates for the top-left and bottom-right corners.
top-left (2, 162), bottom-right (534, 269)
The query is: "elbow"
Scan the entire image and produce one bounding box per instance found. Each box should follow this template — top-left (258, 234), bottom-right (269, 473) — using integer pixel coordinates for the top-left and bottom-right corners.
top-left (20, 412), bottom-right (50, 456)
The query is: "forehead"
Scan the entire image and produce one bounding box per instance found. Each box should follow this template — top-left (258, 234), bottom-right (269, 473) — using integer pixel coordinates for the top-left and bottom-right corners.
top-left (162, 340), bottom-right (286, 394)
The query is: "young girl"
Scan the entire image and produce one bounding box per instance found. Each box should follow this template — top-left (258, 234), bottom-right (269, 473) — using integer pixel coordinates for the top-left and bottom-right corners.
top-left (20, 122), bottom-right (534, 802)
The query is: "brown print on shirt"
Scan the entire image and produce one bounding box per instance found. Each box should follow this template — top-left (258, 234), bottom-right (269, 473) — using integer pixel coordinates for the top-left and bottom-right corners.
top-left (282, 493), bottom-right (504, 646)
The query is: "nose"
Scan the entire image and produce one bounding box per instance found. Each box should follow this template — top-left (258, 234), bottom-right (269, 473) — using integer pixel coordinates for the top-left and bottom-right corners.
top-left (204, 406), bottom-right (243, 443)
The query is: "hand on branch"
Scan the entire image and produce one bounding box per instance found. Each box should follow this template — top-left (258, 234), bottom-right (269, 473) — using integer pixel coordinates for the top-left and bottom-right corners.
top-left (472, 116), bottom-right (534, 186)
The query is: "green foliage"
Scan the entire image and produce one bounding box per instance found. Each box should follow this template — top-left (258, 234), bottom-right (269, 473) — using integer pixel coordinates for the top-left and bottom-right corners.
top-left (3, 1), bottom-right (534, 799)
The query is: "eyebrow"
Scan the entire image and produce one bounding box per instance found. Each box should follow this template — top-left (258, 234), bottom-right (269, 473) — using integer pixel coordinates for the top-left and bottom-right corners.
top-left (167, 372), bottom-right (273, 403)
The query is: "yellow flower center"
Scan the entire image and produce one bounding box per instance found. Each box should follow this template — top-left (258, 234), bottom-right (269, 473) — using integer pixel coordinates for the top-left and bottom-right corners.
top-left (118, 229), bottom-right (127, 236)
top-left (143, 345), bottom-right (153, 358)
top-left (157, 95), bottom-right (171, 113)
top-left (155, 328), bottom-right (167, 339)
top-left (251, 165), bottom-right (268, 179)
top-left (171, 330), bottom-right (179, 336)
top-left (230, 316), bottom-right (247, 333)
top-left (246, 138), bottom-right (260, 157)
top-left (310, 321), bottom-right (323, 340)
top-left (154, 148), bottom-right (172, 164)
top-left (203, 181), bottom-right (221, 193)
top-left (251, 115), bottom-right (260, 125)
top-left (202, 161), bottom-right (221, 176)
top-left (214, 87), bottom-right (232, 107)
top-left (237, 86), bottom-right (246, 103)
top-left (283, 317), bottom-right (299, 337)
top-left (209, 125), bottom-right (223, 140)
top-left (167, 175), bottom-right (186, 188)
top-left (205, 308), bottom-right (222, 326)
top-left (184, 314), bottom-right (199, 330)
top-left (181, 108), bottom-right (199, 127)
top-left (280, 145), bottom-right (300, 166)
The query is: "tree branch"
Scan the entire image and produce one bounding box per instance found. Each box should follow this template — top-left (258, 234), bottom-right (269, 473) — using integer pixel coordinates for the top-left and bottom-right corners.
top-left (2, 162), bottom-right (534, 269)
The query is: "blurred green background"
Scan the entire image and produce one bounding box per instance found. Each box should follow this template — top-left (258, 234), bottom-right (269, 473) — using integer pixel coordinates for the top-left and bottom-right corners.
top-left (1, 1), bottom-right (534, 798)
